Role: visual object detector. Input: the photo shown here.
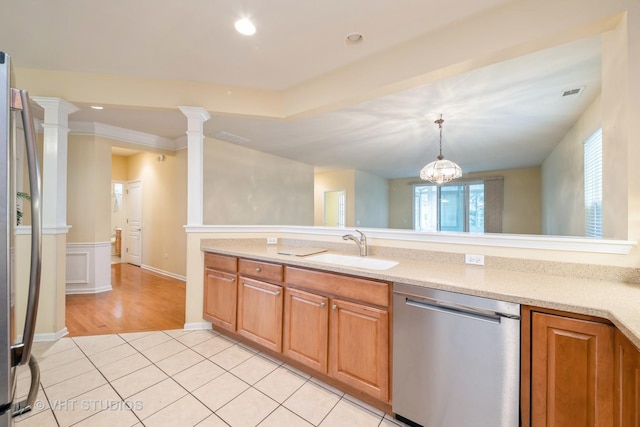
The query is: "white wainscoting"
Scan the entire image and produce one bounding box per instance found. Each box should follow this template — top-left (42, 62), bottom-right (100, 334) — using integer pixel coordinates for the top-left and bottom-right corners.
top-left (66, 242), bottom-right (112, 294)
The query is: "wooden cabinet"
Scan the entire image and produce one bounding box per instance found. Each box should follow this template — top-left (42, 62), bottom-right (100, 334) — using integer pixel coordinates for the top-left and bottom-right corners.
top-left (285, 266), bottom-right (391, 402)
top-left (237, 276), bottom-right (284, 352)
top-left (203, 253), bottom-right (238, 331)
top-left (202, 253), bottom-right (392, 407)
top-left (523, 307), bottom-right (616, 427)
top-left (203, 269), bottom-right (237, 331)
top-left (329, 298), bottom-right (389, 402)
top-left (615, 329), bottom-right (640, 426)
top-left (283, 287), bottom-right (329, 372)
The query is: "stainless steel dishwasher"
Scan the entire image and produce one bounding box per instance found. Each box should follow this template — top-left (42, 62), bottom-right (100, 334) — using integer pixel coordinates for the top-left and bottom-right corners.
top-left (392, 282), bottom-right (520, 427)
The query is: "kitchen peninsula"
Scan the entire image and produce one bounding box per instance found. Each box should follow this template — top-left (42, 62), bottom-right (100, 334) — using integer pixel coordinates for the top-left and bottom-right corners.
top-left (198, 236), bottom-right (640, 426)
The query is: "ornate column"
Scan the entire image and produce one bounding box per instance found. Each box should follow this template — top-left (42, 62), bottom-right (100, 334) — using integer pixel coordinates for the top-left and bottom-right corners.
top-left (179, 106), bottom-right (210, 226)
top-left (31, 97), bottom-right (78, 339)
top-left (32, 98), bottom-right (78, 229)
top-left (180, 106), bottom-right (211, 330)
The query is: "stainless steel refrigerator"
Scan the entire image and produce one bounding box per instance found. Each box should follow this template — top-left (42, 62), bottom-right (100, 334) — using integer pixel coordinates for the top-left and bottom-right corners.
top-left (0, 51), bottom-right (43, 426)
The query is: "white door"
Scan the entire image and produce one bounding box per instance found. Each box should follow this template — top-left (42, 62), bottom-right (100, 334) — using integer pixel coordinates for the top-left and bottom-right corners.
top-left (125, 180), bottom-right (142, 266)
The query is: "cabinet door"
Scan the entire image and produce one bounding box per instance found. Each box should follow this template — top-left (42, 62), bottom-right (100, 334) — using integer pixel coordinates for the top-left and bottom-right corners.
top-left (531, 312), bottom-right (614, 427)
top-left (329, 298), bottom-right (389, 402)
top-left (203, 268), bottom-right (237, 331)
top-left (283, 288), bottom-right (329, 372)
top-left (615, 330), bottom-right (640, 427)
top-left (237, 277), bottom-right (283, 352)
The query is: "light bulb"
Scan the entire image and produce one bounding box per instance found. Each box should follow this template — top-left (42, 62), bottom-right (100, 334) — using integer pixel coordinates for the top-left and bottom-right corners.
top-left (235, 18), bottom-right (256, 36)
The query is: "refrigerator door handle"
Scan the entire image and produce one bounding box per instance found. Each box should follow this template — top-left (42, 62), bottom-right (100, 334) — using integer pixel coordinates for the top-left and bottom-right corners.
top-left (9, 88), bottom-right (42, 368)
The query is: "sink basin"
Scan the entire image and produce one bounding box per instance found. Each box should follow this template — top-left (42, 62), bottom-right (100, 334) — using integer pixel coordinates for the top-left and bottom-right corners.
top-left (304, 253), bottom-right (398, 270)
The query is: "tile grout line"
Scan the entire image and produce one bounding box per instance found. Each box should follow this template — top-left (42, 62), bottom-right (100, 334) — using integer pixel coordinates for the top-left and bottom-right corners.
top-left (69, 334), bottom-right (147, 426)
top-left (26, 329), bottom-right (395, 427)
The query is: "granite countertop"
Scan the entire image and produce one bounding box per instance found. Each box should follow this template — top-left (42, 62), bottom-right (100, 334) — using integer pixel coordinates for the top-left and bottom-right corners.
top-left (200, 239), bottom-right (640, 349)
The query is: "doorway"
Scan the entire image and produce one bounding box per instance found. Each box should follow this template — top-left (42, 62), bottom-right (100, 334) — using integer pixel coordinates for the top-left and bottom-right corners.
top-left (110, 179), bottom-right (143, 266)
top-left (324, 190), bottom-right (346, 227)
top-left (111, 181), bottom-right (125, 263)
top-left (125, 180), bottom-right (142, 266)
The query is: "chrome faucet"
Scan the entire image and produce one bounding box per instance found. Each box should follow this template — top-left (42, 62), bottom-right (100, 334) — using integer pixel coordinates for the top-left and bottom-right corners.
top-left (342, 229), bottom-right (368, 256)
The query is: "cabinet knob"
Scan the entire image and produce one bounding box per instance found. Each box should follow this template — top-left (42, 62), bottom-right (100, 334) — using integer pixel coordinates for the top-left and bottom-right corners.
top-left (332, 304), bottom-right (337, 310)
top-left (319, 302), bottom-right (326, 308)
top-left (255, 267), bottom-right (261, 272)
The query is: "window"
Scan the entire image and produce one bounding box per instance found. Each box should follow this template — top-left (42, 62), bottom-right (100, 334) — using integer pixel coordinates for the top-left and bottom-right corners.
top-left (584, 129), bottom-right (602, 238)
top-left (414, 182), bottom-right (485, 232)
top-left (413, 177), bottom-right (504, 233)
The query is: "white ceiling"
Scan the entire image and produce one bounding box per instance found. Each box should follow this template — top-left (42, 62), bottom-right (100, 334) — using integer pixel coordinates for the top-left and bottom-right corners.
top-left (2, 0), bottom-right (601, 178)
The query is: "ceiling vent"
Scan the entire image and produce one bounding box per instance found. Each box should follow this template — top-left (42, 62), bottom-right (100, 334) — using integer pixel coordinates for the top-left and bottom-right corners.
top-left (562, 86), bottom-right (585, 97)
top-left (212, 130), bottom-right (251, 145)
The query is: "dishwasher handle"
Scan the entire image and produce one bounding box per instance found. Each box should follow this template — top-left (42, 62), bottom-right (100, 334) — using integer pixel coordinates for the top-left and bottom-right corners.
top-left (404, 297), bottom-right (506, 324)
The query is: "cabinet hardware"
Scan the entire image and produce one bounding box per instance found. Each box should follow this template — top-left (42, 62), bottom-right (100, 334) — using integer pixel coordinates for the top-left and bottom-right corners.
top-left (332, 304), bottom-right (337, 310)
top-left (319, 302), bottom-right (326, 308)
top-left (243, 282), bottom-right (281, 296)
top-left (255, 267), bottom-right (261, 272)
top-left (208, 272), bottom-right (235, 282)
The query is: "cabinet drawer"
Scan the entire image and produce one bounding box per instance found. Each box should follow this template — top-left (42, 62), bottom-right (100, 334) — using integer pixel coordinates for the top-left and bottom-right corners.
top-left (239, 258), bottom-right (284, 283)
top-left (285, 267), bottom-right (390, 307)
top-left (204, 252), bottom-right (237, 272)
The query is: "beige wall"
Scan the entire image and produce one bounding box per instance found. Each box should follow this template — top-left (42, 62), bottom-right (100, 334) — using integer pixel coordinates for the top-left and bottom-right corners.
top-left (602, 15), bottom-right (630, 240)
top-left (354, 170), bottom-right (389, 228)
top-left (542, 96), bottom-right (601, 236)
top-left (389, 167), bottom-right (541, 234)
top-left (67, 135), bottom-right (112, 243)
top-left (203, 137), bottom-right (314, 226)
top-left (127, 149), bottom-right (188, 277)
top-left (388, 178), bottom-right (414, 229)
top-left (468, 168), bottom-right (541, 235)
top-left (111, 155), bottom-right (128, 181)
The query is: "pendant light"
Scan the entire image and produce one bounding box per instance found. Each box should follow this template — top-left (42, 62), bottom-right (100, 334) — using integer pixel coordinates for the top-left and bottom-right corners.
top-left (419, 114), bottom-right (462, 184)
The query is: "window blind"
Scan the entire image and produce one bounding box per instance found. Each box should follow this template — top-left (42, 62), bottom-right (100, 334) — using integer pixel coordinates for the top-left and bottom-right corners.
top-left (584, 129), bottom-right (602, 238)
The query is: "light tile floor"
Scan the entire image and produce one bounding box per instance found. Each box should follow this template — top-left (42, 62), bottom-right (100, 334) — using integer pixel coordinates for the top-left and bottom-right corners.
top-left (12, 329), bottom-right (409, 427)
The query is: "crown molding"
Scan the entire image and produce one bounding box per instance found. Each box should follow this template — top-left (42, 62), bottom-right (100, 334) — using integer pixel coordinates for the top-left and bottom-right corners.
top-left (67, 121), bottom-right (181, 151)
top-left (174, 135), bottom-right (188, 150)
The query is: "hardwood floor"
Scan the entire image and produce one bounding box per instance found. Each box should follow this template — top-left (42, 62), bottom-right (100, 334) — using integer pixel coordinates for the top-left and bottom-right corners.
top-left (65, 263), bottom-right (186, 337)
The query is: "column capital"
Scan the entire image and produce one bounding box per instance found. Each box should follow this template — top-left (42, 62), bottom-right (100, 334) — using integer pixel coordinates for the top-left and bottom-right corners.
top-left (179, 106), bottom-right (211, 122)
top-left (32, 97), bottom-right (79, 117)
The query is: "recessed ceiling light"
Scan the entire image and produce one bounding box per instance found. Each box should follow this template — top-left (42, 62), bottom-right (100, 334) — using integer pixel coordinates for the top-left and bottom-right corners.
top-left (235, 18), bottom-right (256, 36)
top-left (345, 32), bottom-right (364, 46)
top-left (90, 105), bottom-right (104, 110)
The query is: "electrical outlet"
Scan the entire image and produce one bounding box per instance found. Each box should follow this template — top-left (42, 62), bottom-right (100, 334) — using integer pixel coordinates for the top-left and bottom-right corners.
top-left (465, 254), bottom-right (485, 266)
top-left (267, 237), bottom-right (278, 245)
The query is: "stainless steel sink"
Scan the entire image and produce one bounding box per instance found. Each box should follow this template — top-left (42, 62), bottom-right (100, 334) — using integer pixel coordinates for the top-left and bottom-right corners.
top-left (304, 253), bottom-right (398, 270)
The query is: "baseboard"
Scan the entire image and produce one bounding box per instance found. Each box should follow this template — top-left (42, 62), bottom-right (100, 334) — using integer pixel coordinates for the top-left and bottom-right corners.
top-left (141, 264), bottom-right (186, 282)
top-left (65, 284), bottom-right (112, 295)
top-left (33, 327), bottom-right (69, 342)
top-left (184, 322), bottom-right (212, 331)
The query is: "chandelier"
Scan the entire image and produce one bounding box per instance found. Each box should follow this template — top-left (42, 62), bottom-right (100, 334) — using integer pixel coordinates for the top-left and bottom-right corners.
top-left (419, 114), bottom-right (462, 184)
